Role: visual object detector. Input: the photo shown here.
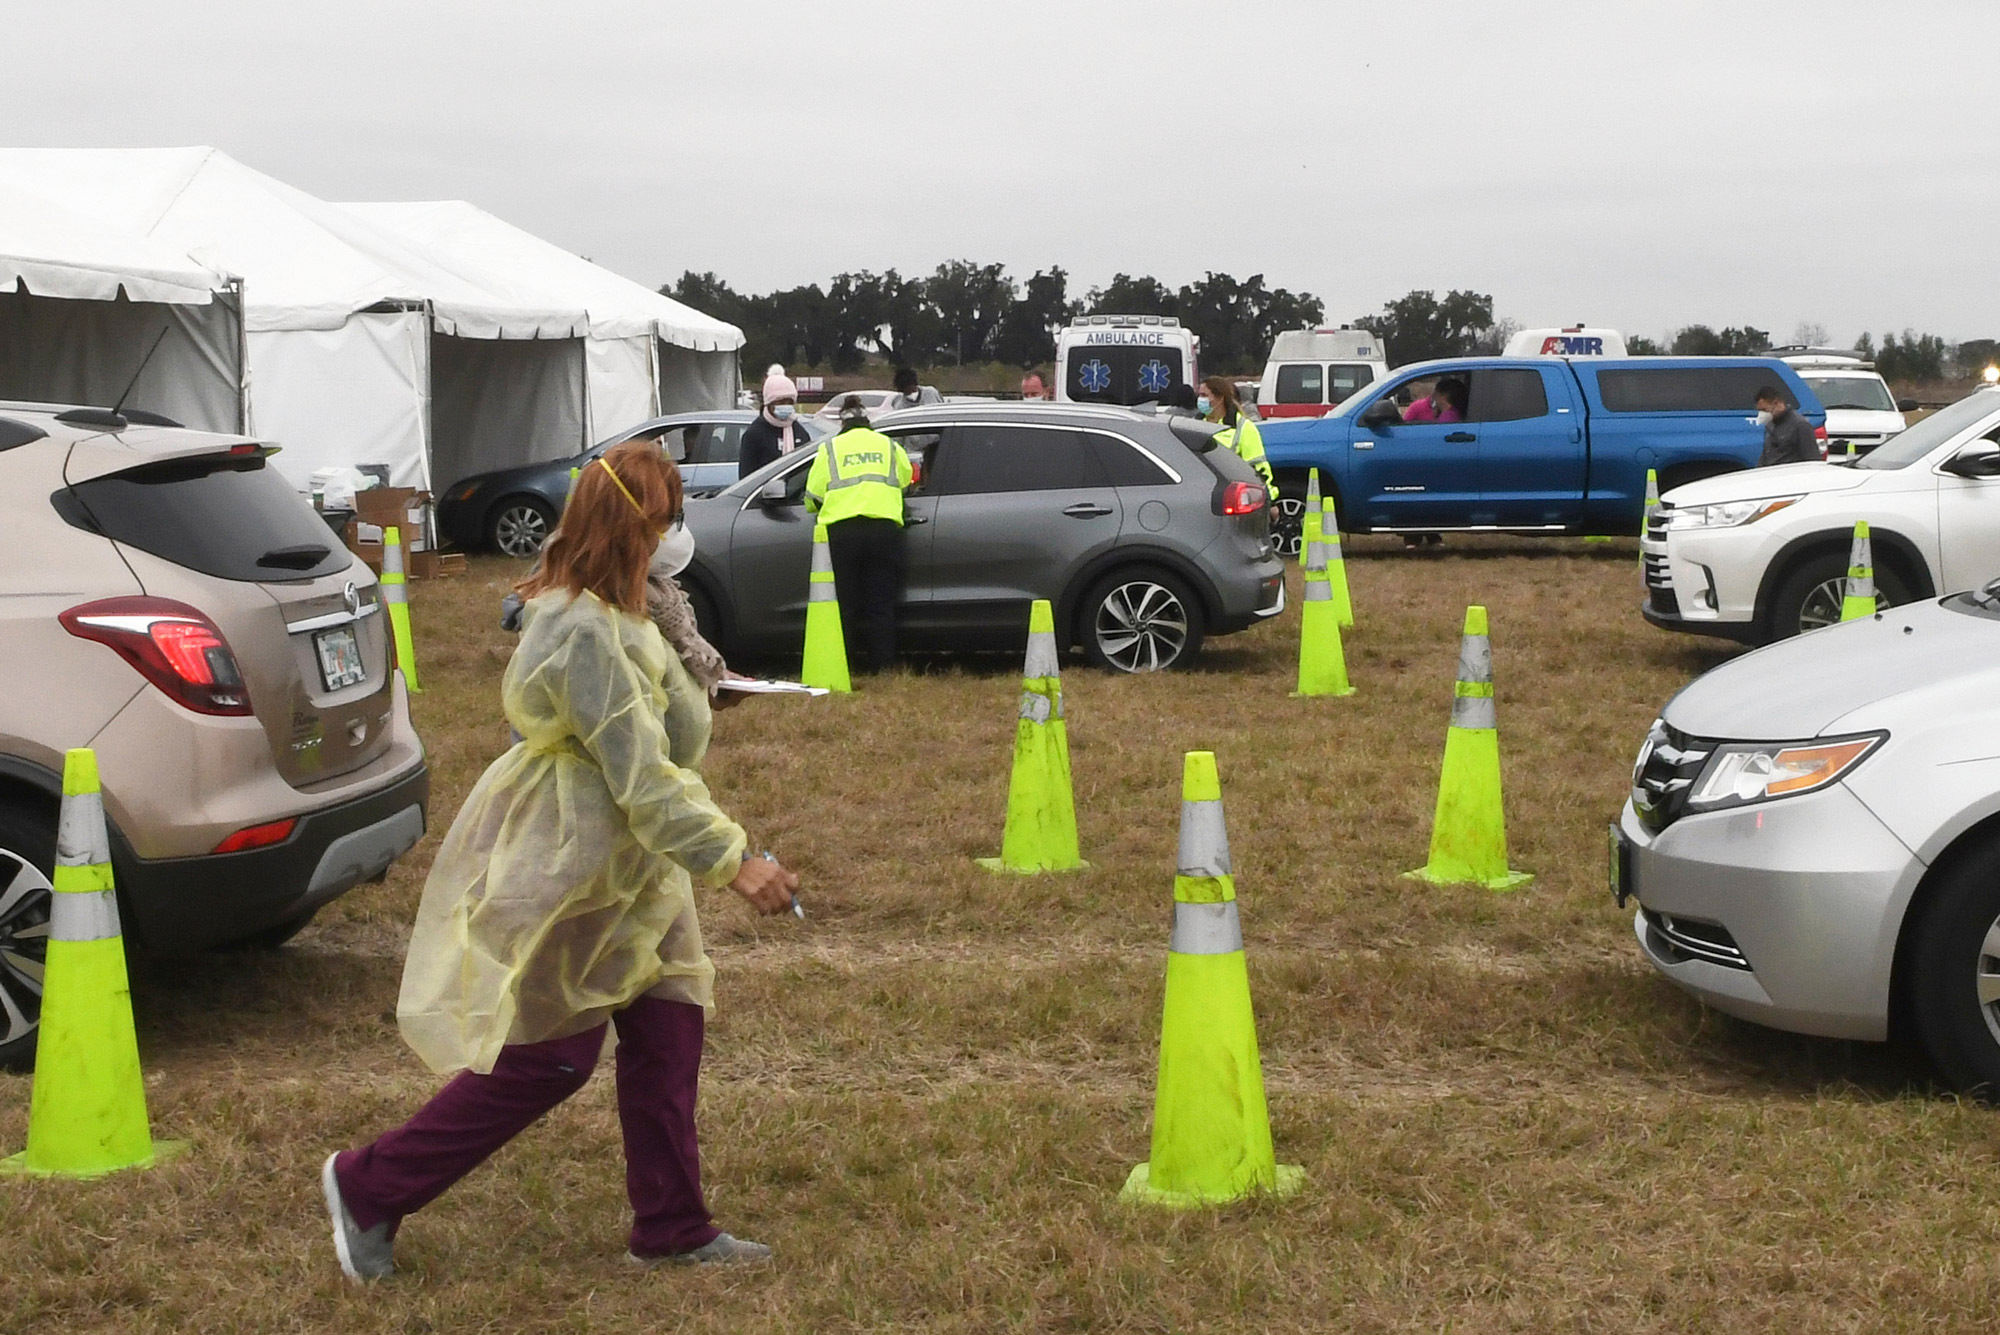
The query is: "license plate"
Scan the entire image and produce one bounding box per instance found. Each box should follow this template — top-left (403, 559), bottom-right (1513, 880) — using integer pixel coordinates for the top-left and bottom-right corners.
top-left (1608, 823), bottom-right (1635, 908)
top-left (314, 625), bottom-right (366, 691)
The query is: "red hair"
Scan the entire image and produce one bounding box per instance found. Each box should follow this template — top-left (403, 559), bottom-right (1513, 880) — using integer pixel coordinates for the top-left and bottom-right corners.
top-left (515, 439), bottom-right (682, 616)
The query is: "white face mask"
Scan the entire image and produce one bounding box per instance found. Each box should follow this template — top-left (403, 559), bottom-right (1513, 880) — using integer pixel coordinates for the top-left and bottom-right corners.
top-left (655, 524), bottom-right (696, 578)
top-left (771, 403), bottom-right (795, 421)
top-left (1755, 410), bottom-right (1774, 426)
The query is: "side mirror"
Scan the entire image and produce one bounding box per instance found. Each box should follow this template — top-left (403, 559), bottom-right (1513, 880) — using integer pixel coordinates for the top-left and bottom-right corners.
top-left (1942, 441), bottom-right (2000, 479)
top-left (758, 478), bottom-right (788, 505)
top-left (1896, 397), bottom-right (1919, 414)
top-left (1359, 398), bottom-right (1401, 428)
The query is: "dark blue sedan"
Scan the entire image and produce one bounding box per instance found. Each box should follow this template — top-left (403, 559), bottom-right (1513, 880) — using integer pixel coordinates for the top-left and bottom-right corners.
top-left (436, 411), bottom-right (829, 556)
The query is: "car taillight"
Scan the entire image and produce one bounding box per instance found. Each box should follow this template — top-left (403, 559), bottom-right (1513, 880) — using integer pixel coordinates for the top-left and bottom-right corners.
top-left (213, 818), bottom-right (296, 854)
top-left (59, 597), bottom-right (253, 716)
top-left (1221, 481), bottom-right (1267, 516)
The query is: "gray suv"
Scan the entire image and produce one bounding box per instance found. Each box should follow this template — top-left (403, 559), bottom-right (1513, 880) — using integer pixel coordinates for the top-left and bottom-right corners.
top-left (679, 403), bottom-right (1286, 671)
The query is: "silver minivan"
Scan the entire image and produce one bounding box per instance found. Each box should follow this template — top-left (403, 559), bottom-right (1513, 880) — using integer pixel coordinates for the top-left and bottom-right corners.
top-left (1616, 581), bottom-right (2000, 1090)
top-left (678, 403), bottom-right (1287, 671)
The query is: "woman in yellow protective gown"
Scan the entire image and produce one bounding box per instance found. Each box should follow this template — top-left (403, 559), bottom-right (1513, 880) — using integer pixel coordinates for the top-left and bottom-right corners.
top-left (320, 440), bottom-right (799, 1281)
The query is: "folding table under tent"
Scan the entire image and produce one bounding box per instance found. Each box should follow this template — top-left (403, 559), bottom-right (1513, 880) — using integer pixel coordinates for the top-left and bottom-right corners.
top-left (341, 200), bottom-right (744, 445)
top-left (0, 148), bottom-right (595, 493)
top-left (0, 178), bottom-right (246, 433)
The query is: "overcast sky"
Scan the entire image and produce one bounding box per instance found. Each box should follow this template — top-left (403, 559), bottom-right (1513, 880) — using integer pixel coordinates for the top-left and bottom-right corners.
top-left (7, 0), bottom-right (1997, 344)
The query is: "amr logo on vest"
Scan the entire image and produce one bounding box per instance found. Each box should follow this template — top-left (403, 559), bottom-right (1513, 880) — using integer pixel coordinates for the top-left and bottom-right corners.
top-left (840, 449), bottom-right (887, 471)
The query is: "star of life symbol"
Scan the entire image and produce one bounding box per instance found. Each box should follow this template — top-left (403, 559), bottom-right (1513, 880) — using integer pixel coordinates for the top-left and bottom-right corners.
top-left (1078, 358), bottom-right (1112, 394)
top-left (1137, 359), bottom-right (1172, 394)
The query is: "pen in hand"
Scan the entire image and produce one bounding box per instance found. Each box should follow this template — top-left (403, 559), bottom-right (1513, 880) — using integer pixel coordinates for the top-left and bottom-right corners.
top-left (760, 850), bottom-right (804, 919)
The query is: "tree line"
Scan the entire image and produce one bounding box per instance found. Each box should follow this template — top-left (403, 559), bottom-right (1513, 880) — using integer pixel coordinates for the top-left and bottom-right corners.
top-left (664, 264), bottom-right (1322, 377)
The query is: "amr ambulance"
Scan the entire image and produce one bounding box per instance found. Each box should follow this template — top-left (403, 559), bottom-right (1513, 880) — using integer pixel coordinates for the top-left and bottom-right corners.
top-left (1056, 315), bottom-right (1197, 406)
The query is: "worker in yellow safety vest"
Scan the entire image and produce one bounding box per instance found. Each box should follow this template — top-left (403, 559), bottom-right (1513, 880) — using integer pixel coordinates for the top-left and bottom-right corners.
top-left (805, 403), bottom-right (915, 672)
top-left (1201, 375), bottom-right (1277, 500)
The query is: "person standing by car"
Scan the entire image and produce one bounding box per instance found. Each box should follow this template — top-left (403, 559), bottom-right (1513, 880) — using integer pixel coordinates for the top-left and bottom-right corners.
top-left (893, 366), bottom-right (943, 409)
top-left (805, 402), bottom-right (914, 673)
top-left (320, 439), bottom-right (800, 1281)
top-left (1201, 375), bottom-right (1278, 499)
top-left (739, 368), bottom-right (807, 480)
top-left (1757, 385), bottom-right (1820, 466)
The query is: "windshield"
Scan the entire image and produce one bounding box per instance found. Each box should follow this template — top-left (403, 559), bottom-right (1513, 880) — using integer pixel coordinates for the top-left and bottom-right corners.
top-left (1805, 374), bottom-right (1896, 412)
top-left (1854, 391), bottom-right (2000, 470)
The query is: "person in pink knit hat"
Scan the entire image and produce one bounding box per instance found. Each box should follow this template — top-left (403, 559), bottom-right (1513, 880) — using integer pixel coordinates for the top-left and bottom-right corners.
top-left (738, 366), bottom-right (803, 479)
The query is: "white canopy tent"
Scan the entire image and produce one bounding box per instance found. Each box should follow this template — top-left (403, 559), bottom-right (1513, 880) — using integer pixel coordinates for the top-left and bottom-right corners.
top-left (0, 148), bottom-right (627, 491)
top-left (0, 177), bottom-right (246, 431)
top-left (341, 200), bottom-right (743, 443)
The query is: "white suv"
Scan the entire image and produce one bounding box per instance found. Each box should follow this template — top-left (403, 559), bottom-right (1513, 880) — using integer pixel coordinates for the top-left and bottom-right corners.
top-left (1775, 348), bottom-right (1914, 460)
top-left (1642, 388), bottom-right (2000, 643)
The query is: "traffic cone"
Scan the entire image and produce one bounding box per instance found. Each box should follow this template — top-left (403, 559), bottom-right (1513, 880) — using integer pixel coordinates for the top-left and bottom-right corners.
top-left (1300, 468), bottom-right (1323, 560)
top-left (1293, 519), bottom-right (1354, 698)
top-left (1841, 520), bottom-right (1877, 621)
top-left (381, 525), bottom-right (420, 693)
top-left (1404, 607), bottom-right (1532, 891)
top-left (2, 751), bottom-right (178, 1178)
top-left (800, 521), bottom-right (851, 693)
top-left (1320, 487), bottom-right (1354, 628)
top-left (976, 600), bottom-right (1085, 873)
top-left (1636, 468), bottom-right (1662, 567)
top-left (1122, 752), bottom-right (1302, 1208)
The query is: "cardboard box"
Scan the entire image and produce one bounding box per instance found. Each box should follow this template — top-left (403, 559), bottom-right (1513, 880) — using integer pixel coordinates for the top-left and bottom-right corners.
top-left (341, 521), bottom-right (464, 581)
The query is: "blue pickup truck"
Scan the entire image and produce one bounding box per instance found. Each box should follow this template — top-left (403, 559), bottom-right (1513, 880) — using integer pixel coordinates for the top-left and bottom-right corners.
top-left (1259, 356), bottom-right (1826, 544)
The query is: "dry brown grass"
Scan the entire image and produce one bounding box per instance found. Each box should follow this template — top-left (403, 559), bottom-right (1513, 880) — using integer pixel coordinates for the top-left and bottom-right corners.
top-left (8, 538), bottom-right (2000, 1332)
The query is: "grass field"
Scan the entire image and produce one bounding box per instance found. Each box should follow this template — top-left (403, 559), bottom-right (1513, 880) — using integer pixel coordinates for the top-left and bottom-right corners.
top-left (9, 538), bottom-right (2000, 1332)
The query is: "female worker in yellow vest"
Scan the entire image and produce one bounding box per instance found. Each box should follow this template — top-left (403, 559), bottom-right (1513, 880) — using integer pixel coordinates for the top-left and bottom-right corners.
top-left (320, 439), bottom-right (800, 1281)
top-left (1201, 375), bottom-right (1278, 500)
top-left (805, 402), bottom-right (915, 673)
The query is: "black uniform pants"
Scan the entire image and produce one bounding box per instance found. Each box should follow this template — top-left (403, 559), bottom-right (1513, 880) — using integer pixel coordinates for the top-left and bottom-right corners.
top-left (826, 516), bottom-right (904, 673)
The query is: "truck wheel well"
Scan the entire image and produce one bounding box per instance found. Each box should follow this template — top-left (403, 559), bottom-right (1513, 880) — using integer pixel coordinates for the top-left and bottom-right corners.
top-left (1889, 810), bottom-right (2000, 1045)
top-left (1272, 469), bottom-right (1343, 517)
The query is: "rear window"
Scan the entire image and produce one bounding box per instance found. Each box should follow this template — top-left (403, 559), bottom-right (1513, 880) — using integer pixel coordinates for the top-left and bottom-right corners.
top-left (1470, 369), bottom-right (1549, 423)
top-left (1275, 364), bottom-right (1323, 403)
top-left (1064, 346), bottom-right (1186, 406)
top-left (1328, 364), bottom-right (1376, 404)
top-left (938, 426), bottom-right (1106, 494)
top-left (1595, 367), bottom-right (1794, 413)
top-left (53, 454), bottom-right (352, 582)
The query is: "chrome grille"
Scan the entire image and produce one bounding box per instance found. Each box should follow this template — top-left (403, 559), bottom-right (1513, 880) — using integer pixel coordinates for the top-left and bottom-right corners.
top-left (1643, 909), bottom-right (1751, 971)
top-left (1643, 510), bottom-right (1674, 609)
top-left (1631, 720), bottom-right (1713, 833)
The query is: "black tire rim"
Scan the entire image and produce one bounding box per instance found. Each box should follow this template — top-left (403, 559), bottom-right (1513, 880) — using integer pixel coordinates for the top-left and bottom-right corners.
top-left (494, 504), bottom-right (551, 558)
top-left (1271, 496), bottom-right (1306, 558)
top-left (1094, 580), bottom-right (1189, 673)
top-left (0, 847), bottom-right (50, 1050)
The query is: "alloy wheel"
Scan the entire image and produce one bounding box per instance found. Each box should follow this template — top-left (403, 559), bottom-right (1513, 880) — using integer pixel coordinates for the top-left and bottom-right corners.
top-left (0, 848), bottom-right (50, 1052)
top-left (1976, 916), bottom-right (2000, 1050)
top-left (493, 503), bottom-right (552, 558)
top-left (1270, 496), bottom-right (1306, 558)
top-left (1093, 580), bottom-right (1190, 672)
top-left (1797, 576), bottom-right (1898, 634)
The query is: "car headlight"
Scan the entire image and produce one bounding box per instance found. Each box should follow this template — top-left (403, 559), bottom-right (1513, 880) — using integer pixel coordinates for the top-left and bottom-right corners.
top-left (1686, 732), bottom-right (1885, 811)
top-left (1662, 496), bottom-right (1802, 529)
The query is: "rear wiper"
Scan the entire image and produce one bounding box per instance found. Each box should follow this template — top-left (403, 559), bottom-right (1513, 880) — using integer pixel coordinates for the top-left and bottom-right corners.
top-left (257, 544), bottom-right (332, 570)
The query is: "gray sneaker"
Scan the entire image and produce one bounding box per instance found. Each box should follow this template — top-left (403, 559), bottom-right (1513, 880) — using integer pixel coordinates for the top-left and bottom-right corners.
top-left (321, 1153), bottom-right (396, 1282)
top-left (628, 1232), bottom-right (773, 1267)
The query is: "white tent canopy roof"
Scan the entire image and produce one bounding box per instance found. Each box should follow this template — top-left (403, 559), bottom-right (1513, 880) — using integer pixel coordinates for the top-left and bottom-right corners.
top-left (0, 147), bottom-right (581, 337)
top-left (341, 200), bottom-right (743, 352)
top-left (0, 177), bottom-right (228, 305)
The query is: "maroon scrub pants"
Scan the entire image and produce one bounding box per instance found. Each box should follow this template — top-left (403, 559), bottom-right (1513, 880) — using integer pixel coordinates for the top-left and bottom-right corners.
top-left (334, 996), bottom-right (720, 1258)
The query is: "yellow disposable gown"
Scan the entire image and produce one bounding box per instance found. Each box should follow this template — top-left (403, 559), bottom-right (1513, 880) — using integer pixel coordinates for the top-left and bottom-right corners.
top-left (398, 589), bottom-right (747, 1076)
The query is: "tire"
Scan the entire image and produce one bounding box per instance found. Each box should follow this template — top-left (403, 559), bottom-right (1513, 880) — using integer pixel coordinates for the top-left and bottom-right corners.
top-left (487, 496), bottom-right (557, 558)
top-left (1270, 478), bottom-right (1310, 559)
top-left (1078, 568), bottom-right (1205, 673)
top-left (1904, 835), bottom-right (2000, 1095)
top-left (1764, 548), bottom-right (1911, 642)
top-left (0, 801), bottom-right (56, 1071)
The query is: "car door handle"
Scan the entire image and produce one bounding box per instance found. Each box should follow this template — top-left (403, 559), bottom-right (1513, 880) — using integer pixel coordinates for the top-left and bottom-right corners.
top-left (1444, 432), bottom-right (1476, 443)
top-left (1352, 442), bottom-right (1374, 450)
top-left (905, 515), bottom-right (929, 525)
top-left (1062, 502), bottom-right (1114, 518)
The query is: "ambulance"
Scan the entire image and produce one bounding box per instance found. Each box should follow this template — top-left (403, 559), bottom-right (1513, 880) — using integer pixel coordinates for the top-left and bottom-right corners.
top-left (1055, 315), bottom-right (1198, 406)
top-left (1255, 326), bottom-right (1391, 419)
top-left (1502, 325), bottom-right (1628, 358)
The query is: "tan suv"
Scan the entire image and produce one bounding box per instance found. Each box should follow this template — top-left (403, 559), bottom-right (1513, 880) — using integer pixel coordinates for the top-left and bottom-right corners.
top-left (0, 403), bottom-right (428, 1066)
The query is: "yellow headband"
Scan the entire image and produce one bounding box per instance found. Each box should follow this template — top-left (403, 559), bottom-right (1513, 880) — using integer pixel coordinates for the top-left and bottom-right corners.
top-left (596, 457), bottom-right (649, 522)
